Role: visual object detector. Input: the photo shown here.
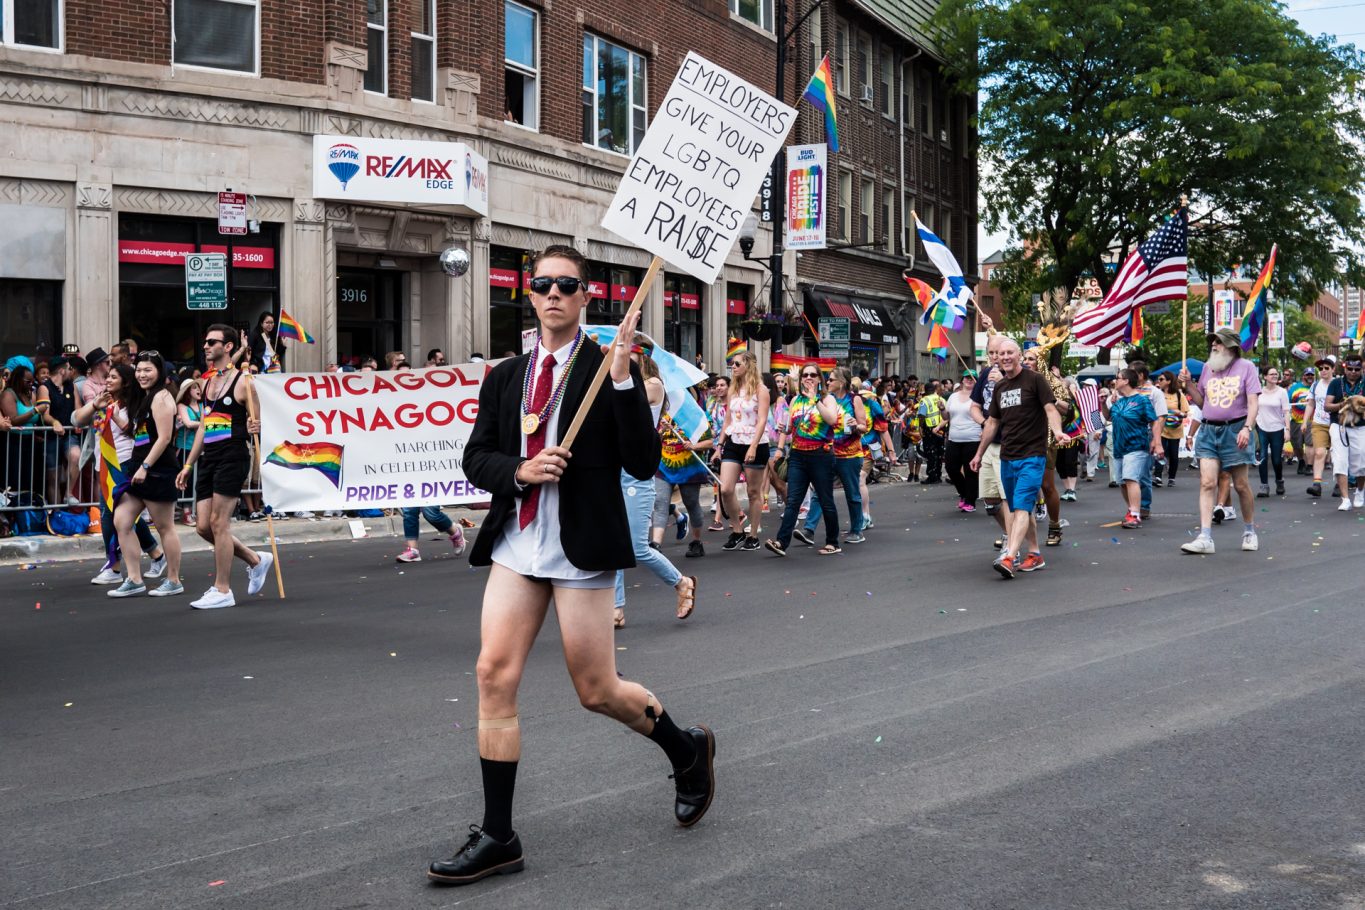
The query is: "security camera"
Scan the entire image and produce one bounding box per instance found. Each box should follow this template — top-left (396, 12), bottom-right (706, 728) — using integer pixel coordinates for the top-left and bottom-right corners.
top-left (440, 247), bottom-right (471, 278)
top-left (739, 213), bottom-right (759, 257)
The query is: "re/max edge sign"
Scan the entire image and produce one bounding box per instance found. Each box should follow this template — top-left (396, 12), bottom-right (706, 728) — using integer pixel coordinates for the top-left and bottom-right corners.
top-left (311, 135), bottom-right (490, 215)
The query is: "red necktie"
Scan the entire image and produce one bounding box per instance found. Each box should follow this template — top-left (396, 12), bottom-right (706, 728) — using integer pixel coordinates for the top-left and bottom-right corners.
top-left (518, 352), bottom-right (556, 530)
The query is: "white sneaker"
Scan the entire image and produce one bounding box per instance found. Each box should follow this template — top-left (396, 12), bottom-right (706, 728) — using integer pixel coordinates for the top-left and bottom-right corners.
top-left (1338, 497), bottom-right (1353, 512)
top-left (190, 587), bottom-right (236, 609)
top-left (148, 579), bottom-right (185, 597)
top-left (247, 551), bottom-right (274, 596)
top-left (1241, 531), bottom-right (1259, 551)
top-left (1181, 536), bottom-right (1216, 555)
top-left (90, 566), bottom-right (123, 585)
top-left (295, 511), bottom-right (316, 519)
top-left (146, 554), bottom-right (167, 579)
top-left (1354, 490), bottom-right (1365, 509)
top-left (1223, 506), bottom-right (1237, 521)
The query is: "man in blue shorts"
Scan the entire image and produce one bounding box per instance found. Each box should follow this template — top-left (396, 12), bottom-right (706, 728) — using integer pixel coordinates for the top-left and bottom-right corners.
top-left (970, 338), bottom-right (1067, 578)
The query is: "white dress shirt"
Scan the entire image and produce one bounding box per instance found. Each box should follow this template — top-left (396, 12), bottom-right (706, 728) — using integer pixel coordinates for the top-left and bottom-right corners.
top-left (490, 335), bottom-right (634, 581)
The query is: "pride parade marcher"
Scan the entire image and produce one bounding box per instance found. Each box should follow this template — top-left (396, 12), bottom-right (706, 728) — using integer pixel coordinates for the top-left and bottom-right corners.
top-left (971, 316), bottom-right (1011, 549)
top-left (1101, 368), bottom-right (1160, 529)
top-left (796, 367), bottom-right (866, 545)
top-left (1323, 351), bottom-right (1365, 511)
top-left (856, 380), bottom-right (895, 530)
top-left (1303, 357), bottom-right (1336, 497)
top-left (716, 345), bottom-right (771, 551)
top-left (1177, 329), bottom-right (1261, 554)
top-left (429, 245), bottom-right (714, 886)
top-left (1288, 367), bottom-right (1313, 473)
top-left (1255, 366), bottom-right (1289, 497)
top-left (970, 337), bottom-right (1067, 578)
top-left (944, 370), bottom-right (981, 511)
top-left (765, 363), bottom-right (842, 556)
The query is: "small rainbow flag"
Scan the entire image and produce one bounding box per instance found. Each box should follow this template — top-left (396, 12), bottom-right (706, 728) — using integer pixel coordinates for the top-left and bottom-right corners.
top-left (802, 53), bottom-right (840, 153)
top-left (266, 440), bottom-right (343, 488)
top-left (1126, 307), bottom-right (1145, 347)
top-left (277, 310), bottom-right (316, 345)
top-left (927, 324), bottom-right (951, 362)
top-left (1239, 244), bottom-right (1276, 351)
top-left (1349, 304), bottom-right (1365, 342)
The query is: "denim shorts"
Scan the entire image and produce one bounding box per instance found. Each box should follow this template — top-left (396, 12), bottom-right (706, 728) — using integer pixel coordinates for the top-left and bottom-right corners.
top-left (1194, 419), bottom-right (1255, 467)
top-left (1000, 455), bottom-right (1046, 513)
top-left (1113, 451), bottom-right (1150, 484)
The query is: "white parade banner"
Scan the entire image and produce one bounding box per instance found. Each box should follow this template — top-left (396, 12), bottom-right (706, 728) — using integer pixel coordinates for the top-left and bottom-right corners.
top-left (1214, 289), bottom-right (1237, 331)
top-left (785, 143), bottom-right (826, 250)
top-left (600, 52), bottom-right (797, 284)
top-left (256, 364), bottom-right (492, 511)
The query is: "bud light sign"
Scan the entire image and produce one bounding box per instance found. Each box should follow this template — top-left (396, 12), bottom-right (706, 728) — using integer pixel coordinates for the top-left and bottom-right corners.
top-left (785, 143), bottom-right (826, 250)
top-left (312, 135), bottom-right (490, 215)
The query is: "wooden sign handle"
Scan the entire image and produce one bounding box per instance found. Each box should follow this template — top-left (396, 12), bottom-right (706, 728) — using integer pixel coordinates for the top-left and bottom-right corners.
top-left (561, 255), bottom-right (664, 451)
top-left (245, 377), bottom-right (286, 599)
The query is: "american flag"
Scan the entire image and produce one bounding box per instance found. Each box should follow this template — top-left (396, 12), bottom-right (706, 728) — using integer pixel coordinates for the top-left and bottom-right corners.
top-left (1074, 382), bottom-right (1103, 437)
top-left (1072, 209), bottom-right (1188, 347)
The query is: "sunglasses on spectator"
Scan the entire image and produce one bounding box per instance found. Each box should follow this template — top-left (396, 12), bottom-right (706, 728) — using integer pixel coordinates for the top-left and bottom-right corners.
top-left (528, 276), bottom-right (587, 295)
top-left (204, 338), bottom-right (225, 347)
top-left (801, 372), bottom-right (819, 379)
top-left (729, 360), bottom-right (744, 368)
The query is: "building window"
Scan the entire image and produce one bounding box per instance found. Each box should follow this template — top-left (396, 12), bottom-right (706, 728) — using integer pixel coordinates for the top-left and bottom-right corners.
top-left (411, 0), bottom-right (435, 102)
top-left (582, 34), bottom-right (647, 156)
top-left (833, 23), bottom-right (848, 96)
top-left (859, 179), bottom-right (874, 243)
top-left (364, 0), bottom-right (386, 94)
top-left (172, 0), bottom-right (257, 73)
top-left (922, 203), bottom-right (936, 247)
top-left (903, 193), bottom-right (916, 254)
top-left (882, 188), bottom-right (895, 253)
top-left (858, 36), bottom-right (873, 105)
top-left (919, 77), bottom-right (931, 135)
top-left (664, 274), bottom-right (703, 367)
top-left (880, 52), bottom-right (894, 118)
top-left (0, 279), bottom-right (61, 361)
top-left (3, 0), bottom-right (60, 49)
top-left (729, 0), bottom-right (772, 31)
top-left (504, 1), bottom-right (538, 128)
top-left (836, 170), bottom-right (852, 241)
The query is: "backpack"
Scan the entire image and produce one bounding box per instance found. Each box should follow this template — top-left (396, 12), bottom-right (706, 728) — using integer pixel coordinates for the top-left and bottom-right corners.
top-left (6, 491), bottom-right (48, 536)
top-left (47, 508), bottom-right (91, 537)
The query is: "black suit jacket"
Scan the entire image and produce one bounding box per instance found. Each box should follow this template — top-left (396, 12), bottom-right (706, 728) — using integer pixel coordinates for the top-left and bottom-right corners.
top-left (464, 342), bottom-right (661, 571)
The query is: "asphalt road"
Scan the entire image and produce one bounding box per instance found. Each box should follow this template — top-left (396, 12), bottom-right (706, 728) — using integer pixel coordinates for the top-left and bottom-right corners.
top-left (4, 472), bottom-right (1365, 909)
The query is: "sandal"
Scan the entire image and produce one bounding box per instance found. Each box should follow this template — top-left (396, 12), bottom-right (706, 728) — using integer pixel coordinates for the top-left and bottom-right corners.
top-left (613, 607), bottom-right (625, 629)
top-left (817, 544), bottom-right (842, 555)
top-left (675, 576), bottom-right (697, 620)
top-left (1046, 527), bottom-right (1063, 547)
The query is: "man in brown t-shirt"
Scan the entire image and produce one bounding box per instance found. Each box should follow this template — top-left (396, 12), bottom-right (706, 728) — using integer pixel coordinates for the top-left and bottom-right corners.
top-left (971, 338), bottom-right (1066, 578)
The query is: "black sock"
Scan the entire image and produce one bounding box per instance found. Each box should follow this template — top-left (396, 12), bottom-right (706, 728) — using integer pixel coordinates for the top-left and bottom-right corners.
top-left (647, 709), bottom-right (698, 770)
top-left (480, 757), bottom-right (517, 842)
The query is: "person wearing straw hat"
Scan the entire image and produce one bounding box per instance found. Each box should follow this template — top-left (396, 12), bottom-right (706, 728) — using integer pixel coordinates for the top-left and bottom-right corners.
top-left (428, 245), bottom-right (715, 886)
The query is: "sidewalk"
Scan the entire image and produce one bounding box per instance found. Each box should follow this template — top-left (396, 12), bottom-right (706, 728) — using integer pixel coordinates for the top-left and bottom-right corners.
top-left (0, 508), bottom-right (488, 566)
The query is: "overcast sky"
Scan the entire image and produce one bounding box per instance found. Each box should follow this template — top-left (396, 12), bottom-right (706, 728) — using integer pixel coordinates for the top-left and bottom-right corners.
top-left (976, 2), bottom-right (1365, 266)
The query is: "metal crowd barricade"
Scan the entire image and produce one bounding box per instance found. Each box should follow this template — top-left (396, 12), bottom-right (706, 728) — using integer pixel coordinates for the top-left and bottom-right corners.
top-left (0, 423), bottom-right (265, 536)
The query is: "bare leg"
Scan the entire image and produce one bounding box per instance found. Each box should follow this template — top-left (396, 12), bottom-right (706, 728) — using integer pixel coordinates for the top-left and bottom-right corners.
top-left (555, 584), bottom-right (660, 733)
top-left (743, 463), bottom-right (765, 536)
top-left (1197, 459), bottom-right (1220, 529)
top-left (1125, 480), bottom-right (1141, 514)
top-left (719, 461), bottom-right (743, 533)
top-left (1229, 465), bottom-right (1255, 519)
top-left (475, 564), bottom-right (552, 762)
top-left (197, 493), bottom-right (257, 594)
top-left (143, 500), bottom-right (181, 584)
top-left (114, 496), bottom-right (148, 584)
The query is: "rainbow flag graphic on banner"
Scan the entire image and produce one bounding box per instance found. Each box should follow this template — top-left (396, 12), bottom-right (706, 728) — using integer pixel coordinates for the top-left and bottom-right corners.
top-left (802, 53), bottom-right (840, 153)
top-left (277, 310), bottom-right (316, 344)
top-left (266, 440), bottom-right (344, 488)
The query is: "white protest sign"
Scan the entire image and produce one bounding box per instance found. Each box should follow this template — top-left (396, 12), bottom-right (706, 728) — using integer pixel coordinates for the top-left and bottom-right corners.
top-left (601, 52), bottom-right (797, 284)
top-left (256, 365), bottom-right (493, 511)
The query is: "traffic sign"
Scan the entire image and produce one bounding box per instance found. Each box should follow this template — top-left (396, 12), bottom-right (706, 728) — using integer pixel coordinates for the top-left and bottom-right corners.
top-left (218, 191), bottom-right (247, 235)
top-left (186, 253), bottom-right (228, 310)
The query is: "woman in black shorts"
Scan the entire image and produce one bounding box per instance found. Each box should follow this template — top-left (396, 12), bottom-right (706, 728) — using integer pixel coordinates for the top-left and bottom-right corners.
top-left (715, 350), bottom-right (771, 551)
top-left (109, 352), bottom-right (184, 598)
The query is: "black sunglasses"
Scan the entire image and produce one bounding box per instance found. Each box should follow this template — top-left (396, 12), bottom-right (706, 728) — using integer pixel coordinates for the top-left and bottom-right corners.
top-left (801, 372), bottom-right (819, 379)
top-left (204, 338), bottom-right (225, 347)
top-left (529, 276), bottom-right (587, 295)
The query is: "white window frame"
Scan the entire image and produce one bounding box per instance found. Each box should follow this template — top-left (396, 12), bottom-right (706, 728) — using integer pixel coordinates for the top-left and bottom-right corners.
top-left (833, 23), bottom-right (849, 97)
top-left (171, 0), bottom-right (260, 76)
top-left (903, 193), bottom-right (916, 256)
top-left (859, 178), bottom-right (874, 244)
top-left (504, 0), bottom-right (540, 131)
top-left (858, 36), bottom-right (873, 106)
top-left (882, 187), bottom-right (895, 253)
top-left (836, 170), bottom-right (852, 241)
top-left (728, 0), bottom-right (773, 32)
top-left (880, 52), bottom-right (894, 120)
top-left (582, 33), bottom-right (648, 157)
top-left (2, 0), bottom-right (63, 51)
top-left (410, 0), bottom-right (435, 103)
top-left (365, 0), bottom-right (387, 95)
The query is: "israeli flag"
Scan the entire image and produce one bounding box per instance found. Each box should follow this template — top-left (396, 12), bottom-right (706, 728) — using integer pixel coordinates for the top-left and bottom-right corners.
top-left (914, 216), bottom-right (972, 323)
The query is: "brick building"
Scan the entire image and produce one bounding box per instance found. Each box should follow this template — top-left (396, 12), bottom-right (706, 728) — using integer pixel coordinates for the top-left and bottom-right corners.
top-left (0, 0), bottom-right (973, 376)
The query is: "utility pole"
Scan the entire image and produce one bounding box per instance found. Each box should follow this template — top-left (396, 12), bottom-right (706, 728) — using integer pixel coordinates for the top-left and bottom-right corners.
top-left (768, 0), bottom-right (788, 323)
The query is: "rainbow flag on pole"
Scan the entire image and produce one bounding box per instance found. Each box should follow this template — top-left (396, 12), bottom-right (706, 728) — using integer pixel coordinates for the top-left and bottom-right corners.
top-left (97, 410), bottom-right (130, 565)
top-left (266, 441), bottom-right (344, 488)
top-left (802, 53), bottom-right (840, 153)
top-left (1349, 304), bottom-right (1365, 342)
top-left (277, 310), bottom-right (316, 344)
top-left (1239, 244), bottom-right (1277, 351)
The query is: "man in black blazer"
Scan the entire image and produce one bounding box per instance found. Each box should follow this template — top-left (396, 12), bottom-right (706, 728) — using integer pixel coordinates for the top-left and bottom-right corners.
top-left (427, 245), bottom-right (716, 886)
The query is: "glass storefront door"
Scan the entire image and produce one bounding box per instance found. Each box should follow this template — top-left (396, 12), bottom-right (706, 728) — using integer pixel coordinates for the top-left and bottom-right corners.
top-left (337, 269), bottom-right (405, 367)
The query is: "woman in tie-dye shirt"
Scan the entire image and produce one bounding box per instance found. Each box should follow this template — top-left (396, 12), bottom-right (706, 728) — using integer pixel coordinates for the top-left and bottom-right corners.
top-left (764, 365), bottom-right (843, 556)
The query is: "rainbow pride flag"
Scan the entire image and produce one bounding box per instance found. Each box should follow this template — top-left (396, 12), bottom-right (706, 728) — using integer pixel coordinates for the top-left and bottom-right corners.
top-left (927, 324), bottom-right (951, 362)
top-left (802, 53), bottom-right (840, 153)
top-left (266, 440), bottom-right (343, 488)
top-left (1239, 244), bottom-right (1276, 351)
top-left (1349, 304), bottom-right (1365, 341)
top-left (1126, 307), bottom-right (1145, 347)
top-left (277, 310), bottom-right (316, 344)
top-left (97, 409), bottom-right (131, 564)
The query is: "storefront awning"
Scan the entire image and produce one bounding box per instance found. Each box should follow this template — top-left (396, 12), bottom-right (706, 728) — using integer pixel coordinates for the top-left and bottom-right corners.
top-left (803, 289), bottom-right (901, 345)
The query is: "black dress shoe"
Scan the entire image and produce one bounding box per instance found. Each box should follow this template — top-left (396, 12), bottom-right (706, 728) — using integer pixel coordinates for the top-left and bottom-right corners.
top-left (671, 725), bottom-right (716, 827)
top-left (428, 825), bottom-right (525, 885)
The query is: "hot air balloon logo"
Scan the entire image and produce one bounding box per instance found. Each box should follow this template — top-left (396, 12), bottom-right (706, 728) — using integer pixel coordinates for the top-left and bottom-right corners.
top-left (327, 143), bottom-right (361, 190)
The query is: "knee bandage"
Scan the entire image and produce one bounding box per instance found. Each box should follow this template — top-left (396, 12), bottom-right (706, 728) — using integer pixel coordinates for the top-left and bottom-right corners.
top-left (479, 715), bottom-right (519, 731)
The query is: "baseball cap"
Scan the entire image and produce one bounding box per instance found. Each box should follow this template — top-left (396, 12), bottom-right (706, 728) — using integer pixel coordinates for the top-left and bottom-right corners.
top-left (62, 343), bottom-right (81, 356)
top-left (1302, 366), bottom-right (1316, 376)
top-left (85, 346), bottom-right (110, 368)
top-left (1316, 354), bottom-right (1337, 368)
top-left (1207, 329), bottom-right (1241, 349)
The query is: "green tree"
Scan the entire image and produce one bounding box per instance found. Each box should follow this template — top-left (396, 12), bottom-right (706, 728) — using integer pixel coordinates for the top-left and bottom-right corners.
top-left (937, 0), bottom-right (1365, 345)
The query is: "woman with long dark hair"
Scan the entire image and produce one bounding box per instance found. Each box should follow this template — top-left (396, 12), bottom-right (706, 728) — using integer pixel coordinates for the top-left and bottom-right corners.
top-left (248, 311), bottom-right (284, 374)
top-left (71, 363), bottom-right (166, 586)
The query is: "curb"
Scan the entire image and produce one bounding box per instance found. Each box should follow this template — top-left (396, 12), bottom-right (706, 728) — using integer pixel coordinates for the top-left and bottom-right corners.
top-left (1, 509), bottom-right (486, 566)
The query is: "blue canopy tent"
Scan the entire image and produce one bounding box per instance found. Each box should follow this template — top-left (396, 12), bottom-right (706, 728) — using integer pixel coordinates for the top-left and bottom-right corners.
top-left (1151, 358), bottom-right (1204, 378)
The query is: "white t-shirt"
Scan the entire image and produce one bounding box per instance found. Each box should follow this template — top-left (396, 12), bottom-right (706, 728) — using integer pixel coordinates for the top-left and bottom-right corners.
top-left (946, 391), bottom-right (983, 443)
top-left (1311, 379), bottom-right (1332, 426)
top-left (1256, 386), bottom-right (1289, 433)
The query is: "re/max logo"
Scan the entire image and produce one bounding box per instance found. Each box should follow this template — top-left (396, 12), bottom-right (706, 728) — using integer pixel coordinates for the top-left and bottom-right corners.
top-left (365, 156), bottom-right (454, 179)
